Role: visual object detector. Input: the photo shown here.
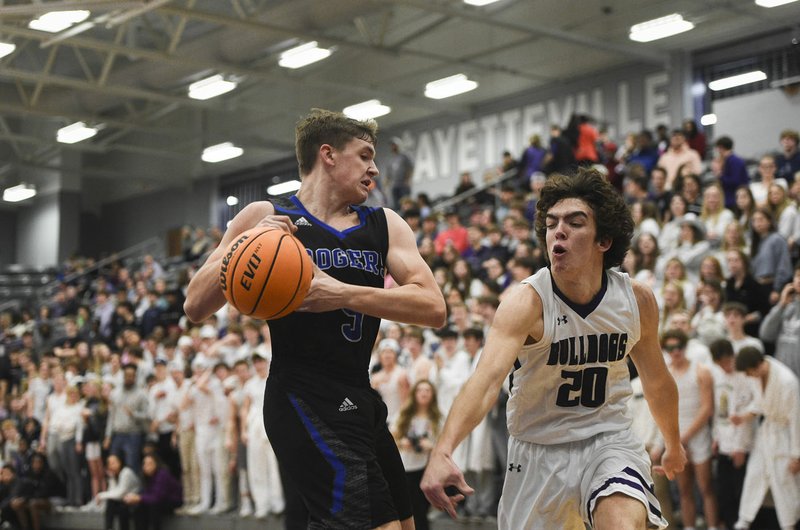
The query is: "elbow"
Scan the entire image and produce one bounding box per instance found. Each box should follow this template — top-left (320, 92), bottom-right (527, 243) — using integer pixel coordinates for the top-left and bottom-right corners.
top-left (428, 298), bottom-right (448, 328)
top-left (183, 299), bottom-right (206, 324)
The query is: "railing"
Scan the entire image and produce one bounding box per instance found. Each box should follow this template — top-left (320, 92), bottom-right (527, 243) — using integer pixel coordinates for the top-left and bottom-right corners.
top-left (431, 167), bottom-right (518, 214)
top-left (38, 236), bottom-right (164, 298)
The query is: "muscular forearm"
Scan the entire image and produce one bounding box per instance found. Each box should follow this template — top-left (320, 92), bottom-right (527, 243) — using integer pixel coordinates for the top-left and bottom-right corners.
top-left (434, 371), bottom-right (501, 456)
top-left (644, 376), bottom-right (681, 449)
top-left (184, 256), bottom-right (227, 323)
top-left (342, 283), bottom-right (446, 328)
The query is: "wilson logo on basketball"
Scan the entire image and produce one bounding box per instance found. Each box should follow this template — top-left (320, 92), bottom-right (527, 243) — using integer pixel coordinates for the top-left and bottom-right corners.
top-left (219, 233), bottom-right (250, 292)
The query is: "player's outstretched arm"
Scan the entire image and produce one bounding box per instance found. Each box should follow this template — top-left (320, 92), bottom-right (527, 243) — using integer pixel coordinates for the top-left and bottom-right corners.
top-left (184, 201), bottom-right (294, 323)
top-left (299, 208), bottom-right (446, 328)
top-left (422, 283), bottom-right (538, 517)
top-left (628, 280), bottom-right (686, 480)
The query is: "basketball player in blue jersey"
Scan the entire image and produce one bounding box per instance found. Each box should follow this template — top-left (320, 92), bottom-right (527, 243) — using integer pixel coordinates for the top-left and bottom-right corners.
top-left (422, 168), bottom-right (686, 529)
top-left (184, 109), bottom-right (446, 530)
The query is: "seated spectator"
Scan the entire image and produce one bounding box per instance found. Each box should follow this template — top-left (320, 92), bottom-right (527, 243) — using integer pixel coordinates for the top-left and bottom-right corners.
top-left (676, 172), bottom-right (704, 216)
top-left (659, 216), bottom-right (710, 283)
top-left (123, 454), bottom-right (182, 530)
top-left (775, 128), bottom-right (800, 183)
top-left (749, 154), bottom-right (786, 206)
top-left (370, 339), bottom-right (410, 426)
top-left (659, 128), bottom-right (703, 190)
top-left (759, 265), bottom-right (800, 381)
top-left (0, 464), bottom-right (20, 528)
top-left (97, 453), bottom-right (141, 530)
top-left (700, 183), bottom-right (734, 247)
top-left (659, 194), bottom-right (690, 253)
top-left (691, 280), bottom-right (727, 347)
top-left (765, 181), bottom-right (798, 241)
top-left (10, 453), bottom-right (64, 530)
top-left (734, 185), bottom-right (757, 232)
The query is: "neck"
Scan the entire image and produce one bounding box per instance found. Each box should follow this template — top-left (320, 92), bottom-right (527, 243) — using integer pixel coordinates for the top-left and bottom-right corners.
top-left (296, 177), bottom-right (353, 221)
top-left (552, 267), bottom-right (604, 305)
top-left (729, 328), bottom-right (745, 340)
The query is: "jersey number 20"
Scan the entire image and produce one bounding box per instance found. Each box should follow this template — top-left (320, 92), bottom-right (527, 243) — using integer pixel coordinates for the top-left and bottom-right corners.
top-left (556, 367), bottom-right (608, 408)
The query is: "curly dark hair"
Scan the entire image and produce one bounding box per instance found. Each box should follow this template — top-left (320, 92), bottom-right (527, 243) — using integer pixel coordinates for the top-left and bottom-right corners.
top-left (295, 108), bottom-right (378, 175)
top-left (534, 167), bottom-right (633, 269)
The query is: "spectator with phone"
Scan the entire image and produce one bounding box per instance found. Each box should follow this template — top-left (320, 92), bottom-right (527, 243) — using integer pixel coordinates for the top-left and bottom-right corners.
top-left (759, 264), bottom-right (800, 381)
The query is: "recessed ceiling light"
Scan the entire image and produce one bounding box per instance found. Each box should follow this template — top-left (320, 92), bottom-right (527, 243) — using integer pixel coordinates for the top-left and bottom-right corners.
top-left (629, 14), bottom-right (694, 43)
top-left (278, 41), bottom-right (332, 69)
top-left (708, 71), bottom-right (767, 91)
top-left (188, 74), bottom-right (238, 100)
top-left (57, 122), bottom-right (98, 144)
top-left (202, 142), bottom-right (243, 163)
top-left (424, 74), bottom-right (478, 99)
top-left (700, 114), bottom-right (717, 126)
top-left (343, 100), bottom-right (391, 120)
top-left (3, 183), bottom-right (37, 203)
top-left (267, 180), bottom-right (302, 196)
top-left (755, 0), bottom-right (798, 7)
top-left (0, 42), bottom-right (16, 60)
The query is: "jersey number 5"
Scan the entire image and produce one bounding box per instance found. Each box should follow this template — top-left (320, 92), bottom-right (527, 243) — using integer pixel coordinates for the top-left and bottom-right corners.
top-left (556, 367), bottom-right (608, 408)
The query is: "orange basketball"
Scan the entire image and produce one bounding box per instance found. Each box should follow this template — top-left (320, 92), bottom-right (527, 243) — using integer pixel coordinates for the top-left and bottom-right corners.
top-left (219, 227), bottom-right (313, 320)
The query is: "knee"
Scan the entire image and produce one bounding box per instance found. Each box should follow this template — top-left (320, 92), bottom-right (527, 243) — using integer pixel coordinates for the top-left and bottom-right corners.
top-left (592, 494), bottom-right (647, 530)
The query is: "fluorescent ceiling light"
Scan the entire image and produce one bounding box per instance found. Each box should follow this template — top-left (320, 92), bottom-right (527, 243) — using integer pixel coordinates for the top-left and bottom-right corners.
top-left (629, 14), bottom-right (694, 42)
top-left (0, 42), bottom-right (16, 59)
top-left (708, 70), bottom-right (767, 91)
top-left (202, 142), bottom-right (243, 163)
top-left (57, 122), bottom-right (98, 144)
top-left (425, 74), bottom-right (478, 100)
top-left (343, 99), bottom-right (391, 120)
top-left (463, 0), bottom-right (502, 5)
top-left (755, 0), bottom-right (798, 6)
top-left (188, 74), bottom-right (238, 100)
top-left (226, 195), bottom-right (239, 206)
top-left (771, 75), bottom-right (800, 88)
top-left (267, 180), bottom-right (301, 196)
top-left (29, 10), bottom-right (90, 33)
top-left (3, 183), bottom-right (36, 203)
top-left (278, 41), bottom-right (331, 69)
top-left (700, 114), bottom-right (717, 126)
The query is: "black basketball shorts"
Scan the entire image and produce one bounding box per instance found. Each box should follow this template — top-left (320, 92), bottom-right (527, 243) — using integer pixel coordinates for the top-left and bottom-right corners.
top-left (264, 374), bottom-right (412, 529)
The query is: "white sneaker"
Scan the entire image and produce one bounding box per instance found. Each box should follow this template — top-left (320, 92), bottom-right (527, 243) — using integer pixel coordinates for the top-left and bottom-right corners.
top-left (187, 504), bottom-right (209, 515)
top-left (254, 509), bottom-right (269, 519)
top-left (238, 501), bottom-right (253, 518)
top-left (209, 504), bottom-right (229, 515)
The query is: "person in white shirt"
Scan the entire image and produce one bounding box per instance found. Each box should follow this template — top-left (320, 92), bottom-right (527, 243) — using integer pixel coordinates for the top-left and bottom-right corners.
top-left (170, 362), bottom-right (199, 511)
top-left (241, 352), bottom-right (283, 518)
top-left (707, 339), bottom-right (757, 530)
top-left (147, 359), bottom-right (179, 477)
top-left (39, 369), bottom-right (67, 483)
top-left (722, 303), bottom-right (764, 354)
top-left (51, 385), bottom-right (85, 506)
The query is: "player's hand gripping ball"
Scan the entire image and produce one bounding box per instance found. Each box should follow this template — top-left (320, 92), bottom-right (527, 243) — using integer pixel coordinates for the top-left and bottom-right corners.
top-left (219, 227), bottom-right (313, 320)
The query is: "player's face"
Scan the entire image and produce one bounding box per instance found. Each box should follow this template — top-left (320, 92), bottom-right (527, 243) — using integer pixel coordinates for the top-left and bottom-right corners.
top-left (332, 138), bottom-right (379, 203)
top-left (544, 198), bottom-right (606, 273)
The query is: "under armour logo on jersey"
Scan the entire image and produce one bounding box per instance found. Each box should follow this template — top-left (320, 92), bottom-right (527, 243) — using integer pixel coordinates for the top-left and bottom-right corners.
top-left (338, 397), bottom-right (358, 412)
top-left (295, 217), bottom-right (312, 227)
top-left (557, 315), bottom-right (568, 325)
top-left (508, 463), bottom-right (522, 472)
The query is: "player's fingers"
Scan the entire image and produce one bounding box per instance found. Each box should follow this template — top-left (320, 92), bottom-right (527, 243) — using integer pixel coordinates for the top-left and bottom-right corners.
top-left (457, 476), bottom-right (475, 496)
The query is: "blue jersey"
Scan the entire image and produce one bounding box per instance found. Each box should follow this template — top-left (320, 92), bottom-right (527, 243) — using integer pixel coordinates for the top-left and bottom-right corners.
top-left (268, 195), bottom-right (388, 387)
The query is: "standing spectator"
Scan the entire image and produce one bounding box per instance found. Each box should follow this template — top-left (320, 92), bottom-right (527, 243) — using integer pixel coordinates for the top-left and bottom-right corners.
top-left (571, 114), bottom-right (600, 165)
top-left (226, 360), bottom-right (253, 517)
top-left (170, 362), bottom-right (199, 512)
top-left (627, 129), bottom-right (660, 175)
top-left (714, 136), bottom-right (750, 210)
top-left (775, 128), bottom-right (800, 184)
top-left (97, 453), bottom-right (141, 530)
top-left (50, 385), bottom-right (84, 507)
top-left (683, 119), bottom-right (707, 159)
top-left (725, 250), bottom-right (771, 339)
top-left (392, 380), bottom-right (442, 530)
top-left (648, 166), bottom-right (672, 222)
top-left (750, 207), bottom-right (793, 304)
top-left (147, 359), bottom-right (179, 478)
top-left (732, 348), bottom-right (800, 530)
top-left (384, 137), bottom-right (414, 210)
top-left (750, 155), bottom-right (786, 206)
top-left (124, 453), bottom-right (182, 530)
top-left (38, 369), bottom-right (66, 482)
top-left (659, 329), bottom-right (719, 530)
top-left (370, 339), bottom-right (410, 426)
top-left (240, 352), bottom-right (283, 519)
top-left (516, 135), bottom-right (546, 189)
top-left (707, 339), bottom-right (756, 530)
top-left (81, 375), bottom-right (107, 502)
top-left (759, 266), bottom-right (800, 381)
top-left (104, 364), bottom-right (149, 474)
top-left (659, 129), bottom-right (703, 190)
top-left (401, 327), bottom-right (436, 386)
top-left (543, 124), bottom-right (576, 175)
top-left (722, 302), bottom-right (764, 354)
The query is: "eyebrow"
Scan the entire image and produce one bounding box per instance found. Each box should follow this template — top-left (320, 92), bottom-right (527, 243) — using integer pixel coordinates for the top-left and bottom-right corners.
top-left (545, 211), bottom-right (590, 223)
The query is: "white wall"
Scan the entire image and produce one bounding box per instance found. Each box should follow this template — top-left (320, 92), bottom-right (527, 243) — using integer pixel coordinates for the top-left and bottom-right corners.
top-left (712, 88), bottom-right (800, 160)
top-left (16, 193), bottom-right (60, 268)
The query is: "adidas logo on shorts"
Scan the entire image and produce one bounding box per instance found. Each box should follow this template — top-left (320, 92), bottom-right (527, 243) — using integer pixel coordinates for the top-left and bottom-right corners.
top-left (295, 217), bottom-right (312, 227)
top-left (338, 397), bottom-right (358, 412)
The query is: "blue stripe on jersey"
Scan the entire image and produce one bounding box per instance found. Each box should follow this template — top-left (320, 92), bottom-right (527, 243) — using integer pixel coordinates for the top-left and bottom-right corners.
top-left (586, 476), bottom-right (662, 526)
top-left (273, 204), bottom-right (302, 215)
top-left (290, 195), bottom-right (370, 239)
top-left (287, 394), bottom-right (346, 515)
top-left (622, 466), bottom-right (656, 495)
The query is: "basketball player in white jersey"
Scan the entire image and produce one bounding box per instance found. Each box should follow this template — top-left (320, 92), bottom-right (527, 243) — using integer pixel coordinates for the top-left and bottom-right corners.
top-left (422, 168), bottom-right (686, 529)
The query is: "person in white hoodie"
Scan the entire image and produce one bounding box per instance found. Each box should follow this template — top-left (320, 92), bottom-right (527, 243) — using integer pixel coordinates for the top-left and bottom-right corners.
top-left (97, 453), bottom-right (141, 530)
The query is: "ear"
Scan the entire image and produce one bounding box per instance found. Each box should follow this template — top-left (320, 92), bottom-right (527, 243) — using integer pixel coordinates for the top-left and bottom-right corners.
top-left (319, 144), bottom-right (336, 167)
top-left (597, 237), bottom-right (612, 253)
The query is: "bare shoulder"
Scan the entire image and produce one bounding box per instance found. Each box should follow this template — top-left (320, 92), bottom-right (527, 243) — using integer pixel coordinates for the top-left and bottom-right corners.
top-left (236, 200), bottom-right (274, 223)
top-left (630, 279), bottom-right (658, 317)
top-left (495, 282), bottom-right (544, 341)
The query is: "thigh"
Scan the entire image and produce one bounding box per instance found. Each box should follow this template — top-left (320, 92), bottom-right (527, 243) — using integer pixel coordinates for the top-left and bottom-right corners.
top-left (264, 380), bottom-right (399, 529)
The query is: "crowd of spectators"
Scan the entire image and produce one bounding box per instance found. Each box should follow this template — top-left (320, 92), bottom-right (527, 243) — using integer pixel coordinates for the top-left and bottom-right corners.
top-left (0, 120), bottom-right (799, 530)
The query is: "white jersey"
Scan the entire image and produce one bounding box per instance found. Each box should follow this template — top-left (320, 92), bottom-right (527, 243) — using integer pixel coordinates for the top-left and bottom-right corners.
top-left (508, 268), bottom-right (640, 445)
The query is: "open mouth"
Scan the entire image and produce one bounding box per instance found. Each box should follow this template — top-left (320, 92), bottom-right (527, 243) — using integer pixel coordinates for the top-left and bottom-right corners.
top-left (552, 244), bottom-right (567, 256)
